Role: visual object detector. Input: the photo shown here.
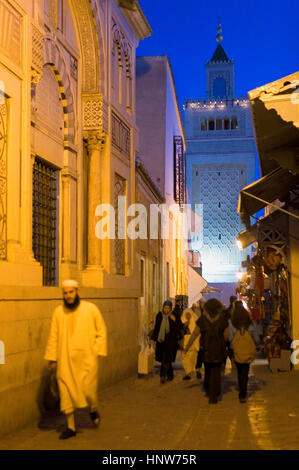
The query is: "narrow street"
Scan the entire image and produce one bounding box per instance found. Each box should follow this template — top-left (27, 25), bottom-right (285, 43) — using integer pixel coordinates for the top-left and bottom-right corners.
top-left (0, 356), bottom-right (298, 451)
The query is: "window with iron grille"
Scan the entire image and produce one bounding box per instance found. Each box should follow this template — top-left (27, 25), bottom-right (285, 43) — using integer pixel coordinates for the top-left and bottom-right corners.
top-left (111, 112), bottom-right (130, 158)
top-left (174, 136), bottom-right (186, 207)
top-left (32, 158), bottom-right (59, 286)
top-left (114, 173), bottom-right (126, 275)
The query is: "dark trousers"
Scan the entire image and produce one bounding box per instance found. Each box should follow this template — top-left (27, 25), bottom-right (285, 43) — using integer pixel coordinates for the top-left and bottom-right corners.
top-left (160, 362), bottom-right (173, 379)
top-left (235, 362), bottom-right (250, 399)
top-left (196, 350), bottom-right (203, 369)
top-left (204, 362), bottom-right (222, 403)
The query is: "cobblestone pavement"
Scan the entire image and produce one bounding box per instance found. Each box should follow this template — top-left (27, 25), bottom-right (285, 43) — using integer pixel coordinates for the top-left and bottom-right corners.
top-left (0, 356), bottom-right (299, 450)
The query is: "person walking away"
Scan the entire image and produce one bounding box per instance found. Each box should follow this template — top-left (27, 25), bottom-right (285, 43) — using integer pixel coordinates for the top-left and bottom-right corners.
top-left (185, 299), bottom-right (228, 404)
top-left (192, 300), bottom-right (206, 378)
top-left (229, 304), bottom-right (259, 403)
top-left (149, 300), bottom-right (183, 383)
top-left (181, 308), bottom-right (200, 380)
top-left (223, 296), bottom-right (237, 372)
top-left (44, 280), bottom-right (107, 439)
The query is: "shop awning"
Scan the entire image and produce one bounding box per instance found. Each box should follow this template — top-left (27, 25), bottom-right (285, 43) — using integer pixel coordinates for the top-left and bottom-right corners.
top-left (187, 265), bottom-right (208, 308)
top-left (237, 210), bottom-right (289, 250)
top-left (238, 168), bottom-right (299, 217)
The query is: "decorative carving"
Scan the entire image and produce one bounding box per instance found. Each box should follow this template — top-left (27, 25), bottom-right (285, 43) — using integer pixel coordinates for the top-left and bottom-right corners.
top-left (112, 18), bottom-right (132, 75)
top-left (83, 130), bottom-right (106, 153)
top-left (31, 68), bottom-right (42, 93)
top-left (83, 95), bottom-right (103, 129)
top-left (0, 0), bottom-right (22, 67)
top-left (192, 163), bottom-right (247, 270)
top-left (32, 23), bottom-right (44, 77)
top-left (71, 0), bottom-right (99, 93)
top-left (70, 55), bottom-right (78, 81)
top-left (0, 101), bottom-right (7, 259)
top-left (42, 36), bottom-right (76, 144)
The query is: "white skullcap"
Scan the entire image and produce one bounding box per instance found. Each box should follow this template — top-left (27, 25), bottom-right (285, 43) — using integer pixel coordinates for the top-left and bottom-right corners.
top-left (62, 279), bottom-right (79, 288)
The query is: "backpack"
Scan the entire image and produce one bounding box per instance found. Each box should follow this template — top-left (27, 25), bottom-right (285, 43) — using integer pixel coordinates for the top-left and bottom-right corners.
top-left (201, 318), bottom-right (225, 363)
top-left (232, 328), bottom-right (256, 363)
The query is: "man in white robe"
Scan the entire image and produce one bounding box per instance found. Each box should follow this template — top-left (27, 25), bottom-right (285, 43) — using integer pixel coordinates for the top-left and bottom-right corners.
top-left (45, 280), bottom-right (107, 440)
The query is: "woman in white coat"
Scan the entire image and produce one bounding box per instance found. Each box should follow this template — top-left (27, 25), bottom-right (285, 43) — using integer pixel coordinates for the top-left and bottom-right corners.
top-left (181, 308), bottom-right (200, 380)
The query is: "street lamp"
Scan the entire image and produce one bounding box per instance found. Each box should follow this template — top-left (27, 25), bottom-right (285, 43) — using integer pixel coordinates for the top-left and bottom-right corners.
top-left (236, 270), bottom-right (244, 281)
top-left (236, 223), bottom-right (258, 250)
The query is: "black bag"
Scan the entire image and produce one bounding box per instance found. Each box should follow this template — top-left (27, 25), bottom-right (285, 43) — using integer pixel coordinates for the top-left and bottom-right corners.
top-left (43, 370), bottom-right (60, 411)
top-left (202, 319), bottom-right (225, 363)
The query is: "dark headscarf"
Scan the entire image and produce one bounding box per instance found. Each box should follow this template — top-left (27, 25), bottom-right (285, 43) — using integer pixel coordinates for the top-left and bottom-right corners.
top-left (232, 304), bottom-right (252, 330)
top-left (163, 300), bottom-right (172, 311)
top-left (204, 298), bottom-right (224, 318)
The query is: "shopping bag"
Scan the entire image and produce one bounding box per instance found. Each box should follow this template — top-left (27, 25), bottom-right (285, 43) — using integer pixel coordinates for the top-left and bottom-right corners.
top-left (138, 345), bottom-right (155, 375)
top-left (225, 357), bottom-right (232, 375)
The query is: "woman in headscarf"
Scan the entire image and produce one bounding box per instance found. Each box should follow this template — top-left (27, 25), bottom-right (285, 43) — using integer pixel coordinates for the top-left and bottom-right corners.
top-left (149, 300), bottom-right (183, 383)
top-left (229, 303), bottom-right (259, 403)
top-left (181, 308), bottom-right (200, 380)
top-left (185, 299), bottom-right (229, 404)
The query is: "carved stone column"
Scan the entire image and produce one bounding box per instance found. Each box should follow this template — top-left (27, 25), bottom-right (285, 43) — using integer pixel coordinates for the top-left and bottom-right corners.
top-left (83, 130), bottom-right (106, 267)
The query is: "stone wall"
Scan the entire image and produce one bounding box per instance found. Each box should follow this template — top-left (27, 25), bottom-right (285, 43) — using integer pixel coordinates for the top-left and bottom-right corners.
top-left (0, 287), bottom-right (139, 437)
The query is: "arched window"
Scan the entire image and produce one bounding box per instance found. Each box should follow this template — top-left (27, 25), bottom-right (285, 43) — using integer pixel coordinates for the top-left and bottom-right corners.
top-left (231, 116), bottom-right (238, 129)
top-left (216, 118), bottom-right (222, 130)
top-left (200, 117), bottom-right (207, 131)
top-left (224, 117), bottom-right (230, 130)
top-left (213, 77), bottom-right (227, 99)
top-left (208, 118), bottom-right (215, 131)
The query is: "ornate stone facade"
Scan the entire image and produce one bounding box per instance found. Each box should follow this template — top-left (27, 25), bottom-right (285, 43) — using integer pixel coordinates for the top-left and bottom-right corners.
top-left (0, 0), bottom-right (152, 438)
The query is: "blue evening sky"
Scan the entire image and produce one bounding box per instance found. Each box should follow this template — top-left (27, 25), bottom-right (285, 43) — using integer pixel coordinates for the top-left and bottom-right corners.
top-left (137, 0), bottom-right (299, 110)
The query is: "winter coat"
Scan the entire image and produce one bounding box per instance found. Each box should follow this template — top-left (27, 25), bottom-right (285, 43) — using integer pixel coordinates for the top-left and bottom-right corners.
top-left (196, 312), bottom-right (228, 363)
top-left (151, 311), bottom-right (183, 363)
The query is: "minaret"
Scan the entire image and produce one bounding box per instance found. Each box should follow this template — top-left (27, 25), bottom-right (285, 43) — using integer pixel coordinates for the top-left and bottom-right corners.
top-left (184, 21), bottom-right (256, 298)
top-left (206, 22), bottom-right (235, 100)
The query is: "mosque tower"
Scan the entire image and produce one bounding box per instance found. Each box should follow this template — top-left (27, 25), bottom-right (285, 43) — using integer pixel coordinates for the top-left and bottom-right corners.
top-left (184, 22), bottom-right (256, 302)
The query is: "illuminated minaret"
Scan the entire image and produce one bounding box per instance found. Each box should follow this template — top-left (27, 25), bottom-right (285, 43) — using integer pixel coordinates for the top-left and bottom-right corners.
top-left (184, 22), bottom-right (256, 301)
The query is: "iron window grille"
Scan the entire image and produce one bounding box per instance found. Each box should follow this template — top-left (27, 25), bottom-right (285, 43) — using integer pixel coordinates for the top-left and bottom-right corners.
top-left (111, 112), bottom-right (130, 158)
top-left (174, 136), bottom-right (186, 207)
top-left (32, 158), bottom-right (59, 286)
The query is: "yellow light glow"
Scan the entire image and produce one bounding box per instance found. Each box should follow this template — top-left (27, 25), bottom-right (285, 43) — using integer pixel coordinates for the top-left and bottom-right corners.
top-left (236, 239), bottom-right (243, 250)
top-left (236, 270), bottom-right (243, 281)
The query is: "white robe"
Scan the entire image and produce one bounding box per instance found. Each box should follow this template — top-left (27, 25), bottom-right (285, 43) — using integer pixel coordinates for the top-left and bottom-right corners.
top-left (44, 300), bottom-right (107, 414)
top-left (181, 309), bottom-right (200, 376)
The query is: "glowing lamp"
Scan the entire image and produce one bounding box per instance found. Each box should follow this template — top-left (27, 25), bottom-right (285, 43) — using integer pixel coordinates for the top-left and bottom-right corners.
top-left (236, 224), bottom-right (258, 250)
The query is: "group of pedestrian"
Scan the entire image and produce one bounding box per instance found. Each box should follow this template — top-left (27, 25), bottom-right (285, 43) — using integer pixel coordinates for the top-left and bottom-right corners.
top-left (150, 296), bottom-right (259, 405)
top-left (44, 280), bottom-right (259, 441)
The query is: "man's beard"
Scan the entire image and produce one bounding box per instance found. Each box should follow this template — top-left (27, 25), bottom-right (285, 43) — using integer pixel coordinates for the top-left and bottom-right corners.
top-left (64, 294), bottom-right (80, 311)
